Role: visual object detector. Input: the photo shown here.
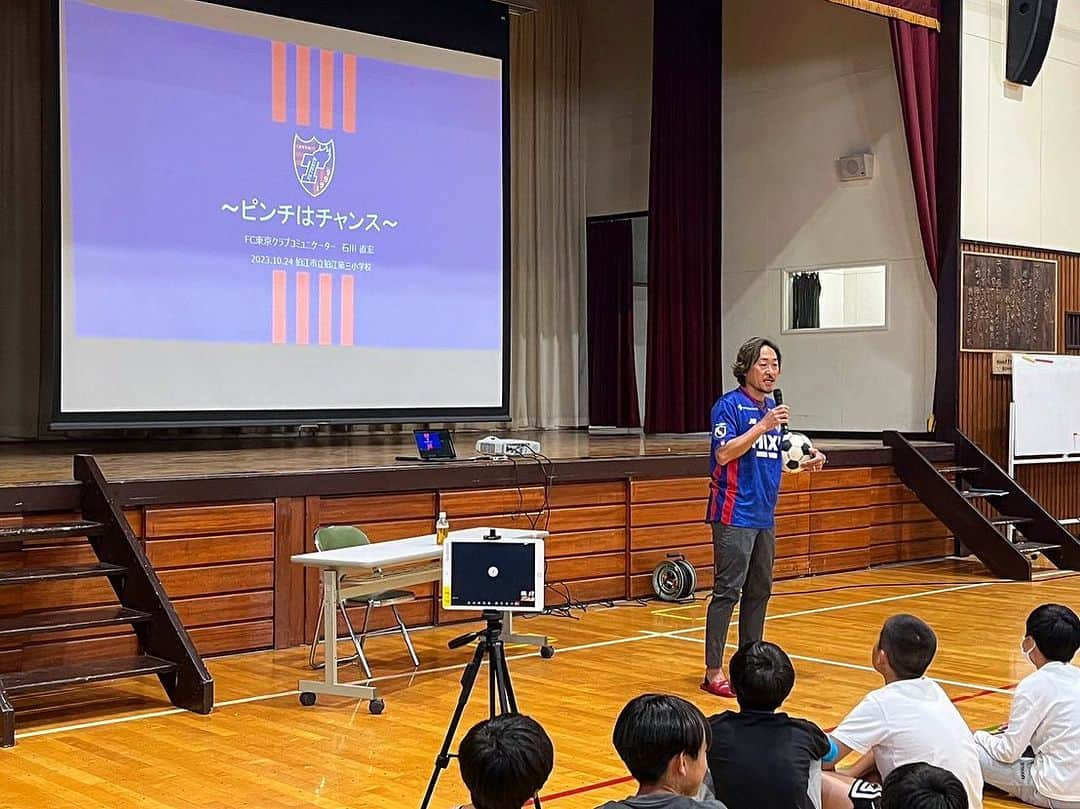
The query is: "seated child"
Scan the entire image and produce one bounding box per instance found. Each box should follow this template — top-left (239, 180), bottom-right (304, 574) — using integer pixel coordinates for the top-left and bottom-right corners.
top-left (973, 603), bottom-right (1080, 808)
top-left (598, 693), bottom-right (727, 809)
top-left (707, 641), bottom-right (833, 809)
top-left (823, 614), bottom-right (983, 809)
top-left (881, 762), bottom-right (969, 809)
top-left (456, 713), bottom-right (554, 809)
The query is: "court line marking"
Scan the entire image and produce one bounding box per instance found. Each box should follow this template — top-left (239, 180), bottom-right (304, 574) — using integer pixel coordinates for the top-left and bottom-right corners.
top-left (655, 580), bottom-right (996, 636)
top-left (9, 577), bottom-right (1018, 742)
top-left (648, 633), bottom-right (1017, 696)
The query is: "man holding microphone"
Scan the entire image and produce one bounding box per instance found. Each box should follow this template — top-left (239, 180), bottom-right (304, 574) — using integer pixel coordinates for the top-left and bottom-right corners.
top-left (702, 337), bottom-right (826, 698)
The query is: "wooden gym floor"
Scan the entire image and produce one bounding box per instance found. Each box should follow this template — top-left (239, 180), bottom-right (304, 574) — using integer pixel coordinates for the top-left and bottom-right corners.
top-left (4, 559), bottom-right (1075, 809)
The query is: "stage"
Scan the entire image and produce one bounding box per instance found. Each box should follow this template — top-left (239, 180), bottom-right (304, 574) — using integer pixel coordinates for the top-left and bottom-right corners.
top-left (0, 429), bottom-right (957, 665)
top-left (0, 429), bottom-right (950, 490)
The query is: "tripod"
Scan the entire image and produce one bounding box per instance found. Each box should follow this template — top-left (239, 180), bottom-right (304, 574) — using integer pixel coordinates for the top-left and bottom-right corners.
top-left (420, 610), bottom-right (541, 809)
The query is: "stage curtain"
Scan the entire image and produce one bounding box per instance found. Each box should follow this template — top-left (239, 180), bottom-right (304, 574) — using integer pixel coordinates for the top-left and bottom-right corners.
top-left (825, 0), bottom-right (940, 30)
top-left (586, 219), bottom-right (640, 428)
top-left (890, 18), bottom-right (940, 287)
top-left (0, 0), bottom-right (44, 438)
top-left (791, 272), bottom-right (822, 330)
top-left (644, 0), bottom-right (723, 435)
top-left (509, 0), bottom-right (588, 429)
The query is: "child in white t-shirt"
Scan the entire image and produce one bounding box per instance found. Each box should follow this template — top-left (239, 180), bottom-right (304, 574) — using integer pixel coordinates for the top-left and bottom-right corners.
top-left (820, 614), bottom-right (983, 809)
top-left (974, 603), bottom-right (1080, 808)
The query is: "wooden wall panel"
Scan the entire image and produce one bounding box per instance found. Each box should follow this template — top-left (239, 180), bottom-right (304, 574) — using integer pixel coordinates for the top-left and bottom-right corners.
top-left (273, 497), bottom-right (306, 649)
top-left (630, 523), bottom-right (710, 550)
top-left (545, 528), bottom-right (626, 558)
top-left (352, 519), bottom-right (435, 543)
top-left (547, 552), bottom-right (625, 581)
top-left (144, 533), bottom-right (274, 568)
top-left (144, 503), bottom-right (274, 538)
top-left (626, 463), bottom-right (953, 585)
top-left (319, 493), bottom-right (436, 525)
top-left (811, 548), bottom-right (871, 575)
top-left (188, 621), bottom-right (275, 656)
top-left (158, 562), bottom-right (274, 599)
top-left (810, 508), bottom-right (872, 533)
top-left (960, 241), bottom-right (1080, 523)
top-left (776, 514), bottom-right (811, 537)
top-left (630, 545), bottom-right (713, 575)
top-left (452, 505), bottom-right (623, 534)
top-left (628, 522), bottom-right (722, 555)
top-left (630, 477), bottom-right (709, 503)
top-left (566, 575), bottom-right (634, 603)
top-left (139, 502), bottom-right (279, 657)
top-left (173, 592), bottom-right (275, 627)
top-left (21, 635), bottom-right (139, 669)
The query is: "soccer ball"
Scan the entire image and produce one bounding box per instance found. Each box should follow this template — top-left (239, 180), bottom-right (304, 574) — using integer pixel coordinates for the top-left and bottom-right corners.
top-left (781, 432), bottom-right (814, 473)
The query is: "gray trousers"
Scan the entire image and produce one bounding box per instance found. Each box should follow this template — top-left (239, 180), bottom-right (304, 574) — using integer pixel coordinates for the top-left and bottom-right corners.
top-left (978, 746), bottom-right (1080, 808)
top-left (705, 522), bottom-right (776, 670)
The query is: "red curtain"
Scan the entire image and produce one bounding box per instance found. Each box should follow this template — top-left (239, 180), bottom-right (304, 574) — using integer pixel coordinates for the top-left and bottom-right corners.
top-left (890, 18), bottom-right (940, 287)
top-left (644, 0), bottom-right (723, 434)
top-left (586, 219), bottom-right (640, 429)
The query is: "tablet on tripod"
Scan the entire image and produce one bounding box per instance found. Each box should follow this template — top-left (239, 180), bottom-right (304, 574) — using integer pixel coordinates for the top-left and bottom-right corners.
top-left (441, 532), bottom-right (545, 613)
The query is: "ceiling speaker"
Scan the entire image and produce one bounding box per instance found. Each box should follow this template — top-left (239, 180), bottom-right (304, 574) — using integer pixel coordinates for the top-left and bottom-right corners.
top-left (1007, 0), bottom-right (1058, 86)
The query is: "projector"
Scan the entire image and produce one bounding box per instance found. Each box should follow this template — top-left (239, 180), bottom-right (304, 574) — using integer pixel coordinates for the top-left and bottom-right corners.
top-left (475, 436), bottom-right (541, 457)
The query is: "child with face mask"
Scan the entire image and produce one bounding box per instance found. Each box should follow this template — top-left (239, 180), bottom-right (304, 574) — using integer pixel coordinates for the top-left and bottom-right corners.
top-left (974, 603), bottom-right (1080, 808)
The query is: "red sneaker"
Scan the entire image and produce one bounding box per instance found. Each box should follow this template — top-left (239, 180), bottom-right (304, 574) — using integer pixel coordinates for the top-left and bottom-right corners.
top-left (700, 678), bottom-right (735, 698)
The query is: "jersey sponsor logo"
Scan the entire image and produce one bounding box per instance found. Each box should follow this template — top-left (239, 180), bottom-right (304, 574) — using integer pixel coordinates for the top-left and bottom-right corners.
top-left (754, 433), bottom-right (780, 452)
top-left (713, 422), bottom-right (727, 439)
top-left (752, 431), bottom-right (780, 460)
top-left (737, 404), bottom-right (761, 412)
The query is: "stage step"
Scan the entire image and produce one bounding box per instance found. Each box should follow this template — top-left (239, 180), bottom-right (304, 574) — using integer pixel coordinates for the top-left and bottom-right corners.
top-left (1013, 541), bottom-right (1060, 554)
top-left (938, 466), bottom-right (982, 475)
top-left (0, 520), bottom-right (105, 545)
top-left (1, 456), bottom-right (213, 748)
top-left (0, 606), bottom-right (151, 637)
top-left (960, 488), bottom-right (1010, 499)
top-left (885, 430), bottom-right (1080, 580)
top-left (0, 563), bottom-right (125, 586)
top-left (0, 655), bottom-right (176, 696)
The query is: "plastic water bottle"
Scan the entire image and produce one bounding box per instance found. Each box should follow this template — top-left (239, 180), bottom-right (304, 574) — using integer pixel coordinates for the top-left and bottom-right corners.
top-left (436, 512), bottom-right (450, 545)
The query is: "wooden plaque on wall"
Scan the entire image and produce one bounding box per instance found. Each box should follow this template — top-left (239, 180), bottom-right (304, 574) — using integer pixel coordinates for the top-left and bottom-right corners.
top-left (961, 252), bottom-right (1057, 353)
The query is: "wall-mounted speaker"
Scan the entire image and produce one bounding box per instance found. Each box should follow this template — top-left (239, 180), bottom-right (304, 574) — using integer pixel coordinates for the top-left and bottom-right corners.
top-left (1006, 0), bottom-right (1058, 86)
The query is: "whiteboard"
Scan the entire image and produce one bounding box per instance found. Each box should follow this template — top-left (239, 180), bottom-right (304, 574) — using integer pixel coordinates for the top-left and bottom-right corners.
top-left (1012, 354), bottom-right (1080, 457)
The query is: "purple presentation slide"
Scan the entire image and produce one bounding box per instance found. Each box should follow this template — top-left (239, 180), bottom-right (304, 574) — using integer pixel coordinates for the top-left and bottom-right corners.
top-left (62, 0), bottom-right (503, 350)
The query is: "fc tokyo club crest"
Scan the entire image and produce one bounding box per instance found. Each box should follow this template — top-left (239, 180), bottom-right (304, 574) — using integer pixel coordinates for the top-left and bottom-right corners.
top-left (293, 134), bottom-right (336, 197)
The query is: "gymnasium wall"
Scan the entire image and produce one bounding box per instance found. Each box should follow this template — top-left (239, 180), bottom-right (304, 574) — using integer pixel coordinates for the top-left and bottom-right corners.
top-left (581, 0), bottom-right (653, 217)
top-left (721, 0), bottom-right (936, 432)
top-left (961, 1), bottom-right (1080, 251)
top-left (0, 462), bottom-right (952, 667)
top-left (958, 240), bottom-right (1080, 527)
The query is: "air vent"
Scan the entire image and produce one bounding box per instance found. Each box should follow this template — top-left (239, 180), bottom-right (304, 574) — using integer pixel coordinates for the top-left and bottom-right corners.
top-left (1067, 311), bottom-right (1080, 351)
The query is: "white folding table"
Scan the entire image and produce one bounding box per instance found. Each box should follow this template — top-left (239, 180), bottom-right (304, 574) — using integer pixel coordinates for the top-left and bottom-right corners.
top-left (291, 527), bottom-right (551, 712)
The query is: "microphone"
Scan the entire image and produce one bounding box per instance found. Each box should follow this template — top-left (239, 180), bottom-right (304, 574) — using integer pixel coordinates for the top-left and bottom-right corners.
top-left (773, 388), bottom-right (789, 434)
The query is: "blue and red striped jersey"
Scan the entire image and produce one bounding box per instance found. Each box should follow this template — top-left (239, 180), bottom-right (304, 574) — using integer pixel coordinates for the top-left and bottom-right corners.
top-left (705, 388), bottom-right (783, 528)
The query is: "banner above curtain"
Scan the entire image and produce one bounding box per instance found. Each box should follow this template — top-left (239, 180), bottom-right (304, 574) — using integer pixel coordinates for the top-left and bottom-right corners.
top-left (825, 0), bottom-right (940, 30)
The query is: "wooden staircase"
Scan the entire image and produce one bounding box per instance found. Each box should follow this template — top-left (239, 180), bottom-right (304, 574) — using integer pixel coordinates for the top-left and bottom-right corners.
top-left (885, 431), bottom-right (1080, 580)
top-left (0, 455), bottom-right (212, 747)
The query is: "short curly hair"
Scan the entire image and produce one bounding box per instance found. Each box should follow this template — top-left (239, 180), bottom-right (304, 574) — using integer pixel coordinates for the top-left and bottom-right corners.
top-left (732, 337), bottom-right (782, 386)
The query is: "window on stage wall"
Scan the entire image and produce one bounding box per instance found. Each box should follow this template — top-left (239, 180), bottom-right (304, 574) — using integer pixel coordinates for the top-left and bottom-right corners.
top-left (783, 264), bottom-right (887, 333)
